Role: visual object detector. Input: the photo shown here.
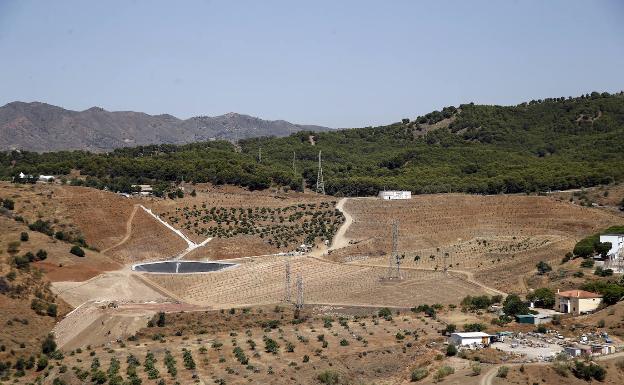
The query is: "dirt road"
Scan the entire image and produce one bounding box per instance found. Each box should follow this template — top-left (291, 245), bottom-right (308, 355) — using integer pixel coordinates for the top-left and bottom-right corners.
top-left (330, 197), bottom-right (353, 250)
top-left (101, 204), bottom-right (139, 254)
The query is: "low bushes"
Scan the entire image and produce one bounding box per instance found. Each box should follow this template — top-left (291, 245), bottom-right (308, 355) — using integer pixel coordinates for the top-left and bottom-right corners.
top-left (571, 361), bottom-right (606, 381)
top-left (433, 366), bottom-right (454, 381)
top-left (410, 367), bottom-right (428, 381)
top-left (317, 370), bottom-right (340, 385)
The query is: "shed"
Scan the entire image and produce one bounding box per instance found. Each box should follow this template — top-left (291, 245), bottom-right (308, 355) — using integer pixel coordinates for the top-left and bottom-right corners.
top-left (515, 313), bottom-right (553, 325)
top-left (449, 332), bottom-right (493, 346)
top-left (564, 346), bottom-right (583, 357)
top-left (591, 344), bottom-right (616, 355)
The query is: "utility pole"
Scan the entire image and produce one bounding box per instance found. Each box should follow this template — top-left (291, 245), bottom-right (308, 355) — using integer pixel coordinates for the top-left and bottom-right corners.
top-left (316, 150), bottom-right (325, 195)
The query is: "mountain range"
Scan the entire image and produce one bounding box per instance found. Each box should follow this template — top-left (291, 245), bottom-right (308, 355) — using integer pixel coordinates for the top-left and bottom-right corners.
top-left (0, 101), bottom-right (332, 152)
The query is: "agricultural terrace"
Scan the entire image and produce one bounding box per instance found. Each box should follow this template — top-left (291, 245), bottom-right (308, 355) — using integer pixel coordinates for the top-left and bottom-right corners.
top-left (35, 306), bottom-right (454, 385)
top-left (156, 201), bottom-right (344, 251)
top-left (328, 194), bottom-right (623, 293)
top-left (144, 255), bottom-right (488, 308)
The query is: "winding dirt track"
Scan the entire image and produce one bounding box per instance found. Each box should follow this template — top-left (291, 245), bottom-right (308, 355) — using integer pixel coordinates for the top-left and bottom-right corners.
top-left (101, 204), bottom-right (139, 254)
top-left (329, 198), bottom-right (353, 250)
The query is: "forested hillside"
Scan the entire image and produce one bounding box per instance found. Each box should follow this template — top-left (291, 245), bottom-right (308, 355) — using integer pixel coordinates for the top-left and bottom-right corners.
top-left (1, 92), bottom-right (623, 196)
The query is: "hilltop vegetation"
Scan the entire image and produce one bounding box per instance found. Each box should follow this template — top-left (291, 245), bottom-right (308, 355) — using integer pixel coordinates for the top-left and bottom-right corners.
top-left (1, 92), bottom-right (623, 196)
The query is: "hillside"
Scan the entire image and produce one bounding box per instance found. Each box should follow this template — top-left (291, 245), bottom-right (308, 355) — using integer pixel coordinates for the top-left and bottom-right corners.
top-left (1, 92), bottom-right (623, 195)
top-left (0, 102), bottom-right (331, 152)
top-left (241, 92), bottom-right (624, 195)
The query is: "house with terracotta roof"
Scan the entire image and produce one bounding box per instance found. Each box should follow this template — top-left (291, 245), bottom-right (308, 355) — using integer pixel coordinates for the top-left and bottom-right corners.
top-left (555, 289), bottom-right (602, 315)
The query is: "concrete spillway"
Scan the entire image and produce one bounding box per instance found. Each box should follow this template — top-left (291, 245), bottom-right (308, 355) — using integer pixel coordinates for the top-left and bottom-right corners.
top-left (132, 261), bottom-right (236, 274)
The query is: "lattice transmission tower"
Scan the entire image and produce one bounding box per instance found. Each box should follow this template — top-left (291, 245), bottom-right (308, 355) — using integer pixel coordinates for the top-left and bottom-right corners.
top-left (316, 150), bottom-right (325, 195)
top-left (284, 261), bottom-right (291, 303)
top-left (387, 220), bottom-right (402, 279)
top-left (292, 151), bottom-right (297, 174)
top-left (295, 274), bottom-right (304, 310)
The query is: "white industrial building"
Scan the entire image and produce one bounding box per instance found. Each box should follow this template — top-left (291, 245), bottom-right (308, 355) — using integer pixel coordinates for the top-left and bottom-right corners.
top-left (448, 332), bottom-right (493, 347)
top-left (378, 190), bottom-right (411, 200)
top-left (600, 234), bottom-right (624, 259)
top-left (600, 233), bottom-right (624, 272)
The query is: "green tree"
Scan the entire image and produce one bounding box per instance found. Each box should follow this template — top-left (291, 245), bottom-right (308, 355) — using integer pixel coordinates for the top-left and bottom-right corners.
top-left (264, 337), bottom-right (279, 354)
top-left (2, 198), bottom-right (14, 210)
top-left (503, 294), bottom-right (529, 317)
top-left (36, 249), bottom-right (47, 261)
top-left (527, 288), bottom-right (555, 308)
top-left (536, 261), bottom-right (552, 275)
top-left (156, 312), bottom-right (166, 327)
top-left (36, 356), bottom-right (48, 371)
top-left (595, 242), bottom-right (612, 258)
top-left (70, 245), bottom-right (85, 257)
top-left (41, 334), bottom-right (57, 355)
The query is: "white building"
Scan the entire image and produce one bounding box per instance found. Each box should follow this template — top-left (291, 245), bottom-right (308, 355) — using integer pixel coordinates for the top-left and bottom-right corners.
top-left (599, 234), bottom-right (624, 259)
top-left (378, 190), bottom-right (411, 200)
top-left (38, 175), bottom-right (54, 183)
top-left (600, 233), bottom-right (624, 272)
top-left (448, 332), bottom-right (493, 347)
top-left (132, 184), bottom-right (154, 196)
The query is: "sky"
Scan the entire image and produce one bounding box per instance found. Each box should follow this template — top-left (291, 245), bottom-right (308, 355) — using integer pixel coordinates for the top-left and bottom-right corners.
top-left (0, 0), bottom-right (623, 128)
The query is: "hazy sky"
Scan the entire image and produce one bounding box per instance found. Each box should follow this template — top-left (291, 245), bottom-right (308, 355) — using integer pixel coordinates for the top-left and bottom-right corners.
top-left (0, 0), bottom-right (623, 127)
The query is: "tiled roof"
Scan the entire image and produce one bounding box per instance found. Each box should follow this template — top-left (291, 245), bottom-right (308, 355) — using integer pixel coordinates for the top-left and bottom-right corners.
top-left (557, 290), bottom-right (602, 299)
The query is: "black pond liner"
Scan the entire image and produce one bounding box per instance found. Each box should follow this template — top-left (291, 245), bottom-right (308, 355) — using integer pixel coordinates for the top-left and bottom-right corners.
top-left (132, 261), bottom-right (237, 274)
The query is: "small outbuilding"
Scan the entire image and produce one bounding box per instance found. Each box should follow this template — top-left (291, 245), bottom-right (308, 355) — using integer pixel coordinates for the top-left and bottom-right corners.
top-left (448, 332), bottom-right (493, 347)
top-left (591, 344), bottom-right (616, 356)
top-left (515, 313), bottom-right (553, 325)
top-left (564, 345), bottom-right (587, 357)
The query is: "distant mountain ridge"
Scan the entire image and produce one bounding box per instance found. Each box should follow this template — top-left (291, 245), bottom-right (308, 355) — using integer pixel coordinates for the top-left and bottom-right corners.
top-left (0, 101), bottom-right (332, 152)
